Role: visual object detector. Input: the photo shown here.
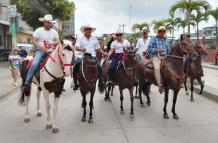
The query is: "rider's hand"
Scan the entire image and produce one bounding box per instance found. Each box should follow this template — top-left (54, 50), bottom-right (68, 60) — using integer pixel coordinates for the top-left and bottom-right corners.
top-left (156, 48), bottom-right (164, 53)
top-left (41, 46), bottom-right (47, 52)
top-left (81, 48), bottom-right (86, 53)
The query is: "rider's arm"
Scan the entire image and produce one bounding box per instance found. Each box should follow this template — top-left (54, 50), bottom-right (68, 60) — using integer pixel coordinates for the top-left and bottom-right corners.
top-left (75, 38), bottom-right (86, 52)
top-left (107, 48), bottom-right (115, 59)
top-left (32, 37), bottom-right (44, 51)
top-left (54, 37), bottom-right (61, 45)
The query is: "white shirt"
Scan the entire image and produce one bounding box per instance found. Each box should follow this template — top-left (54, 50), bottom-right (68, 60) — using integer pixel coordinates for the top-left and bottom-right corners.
top-left (111, 39), bottom-right (130, 54)
top-left (33, 27), bottom-right (59, 52)
top-left (75, 35), bottom-right (100, 57)
top-left (136, 37), bottom-right (150, 55)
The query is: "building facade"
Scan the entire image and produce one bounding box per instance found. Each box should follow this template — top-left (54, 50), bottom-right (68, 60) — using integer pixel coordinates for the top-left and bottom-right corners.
top-left (63, 1), bottom-right (75, 36)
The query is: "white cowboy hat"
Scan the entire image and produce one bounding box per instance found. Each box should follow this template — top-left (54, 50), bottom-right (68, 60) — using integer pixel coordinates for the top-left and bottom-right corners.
top-left (115, 29), bottom-right (123, 35)
top-left (158, 26), bottom-right (166, 31)
top-left (39, 14), bottom-right (55, 23)
top-left (80, 24), bottom-right (96, 33)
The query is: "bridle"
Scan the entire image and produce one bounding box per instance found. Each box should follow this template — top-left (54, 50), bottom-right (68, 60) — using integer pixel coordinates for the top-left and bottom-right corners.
top-left (122, 52), bottom-right (137, 76)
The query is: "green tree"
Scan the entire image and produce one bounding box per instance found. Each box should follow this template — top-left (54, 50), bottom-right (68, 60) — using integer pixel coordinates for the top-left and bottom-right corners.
top-left (169, 0), bottom-right (210, 34)
top-left (152, 19), bottom-right (166, 30)
top-left (209, 7), bottom-right (218, 48)
top-left (177, 17), bottom-right (195, 33)
top-left (10, 0), bottom-right (75, 29)
top-left (191, 12), bottom-right (208, 41)
top-left (165, 16), bottom-right (181, 40)
top-left (132, 22), bottom-right (149, 33)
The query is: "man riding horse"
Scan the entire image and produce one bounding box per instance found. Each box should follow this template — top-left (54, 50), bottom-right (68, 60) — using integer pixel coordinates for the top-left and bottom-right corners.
top-left (24, 14), bottom-right (61, 93)
top-left (107, 29), bottom-right (130, 81)
top-left (148, 26), bottom-right (170, 93)
top-left (73, 24), bottom-right (107, 90)
top-left (136, 29), bottom-right (150, 58)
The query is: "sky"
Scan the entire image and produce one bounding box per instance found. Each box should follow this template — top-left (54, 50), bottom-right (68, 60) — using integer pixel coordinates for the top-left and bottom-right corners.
top-left (72, 0), bottom-right (218, 36)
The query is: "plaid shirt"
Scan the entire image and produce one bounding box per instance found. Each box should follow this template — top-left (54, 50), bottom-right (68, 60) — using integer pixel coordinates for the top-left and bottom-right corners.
top-left (148, 36), bottom-right (170, 57)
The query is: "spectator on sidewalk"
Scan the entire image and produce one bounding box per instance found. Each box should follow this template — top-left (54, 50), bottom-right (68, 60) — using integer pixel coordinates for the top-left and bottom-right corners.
top-left (8, 49), bottom-right (22, 86)
top-left (19, 46), bottom-right (27, 59)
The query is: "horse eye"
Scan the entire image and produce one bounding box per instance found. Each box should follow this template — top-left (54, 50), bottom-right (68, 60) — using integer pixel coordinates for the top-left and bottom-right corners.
top-left (62, 53), bottom-right (65, 56)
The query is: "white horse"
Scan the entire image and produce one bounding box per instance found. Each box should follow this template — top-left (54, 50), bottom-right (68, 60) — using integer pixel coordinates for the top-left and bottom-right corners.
top-left (19, 40), bottom-right (74, 133)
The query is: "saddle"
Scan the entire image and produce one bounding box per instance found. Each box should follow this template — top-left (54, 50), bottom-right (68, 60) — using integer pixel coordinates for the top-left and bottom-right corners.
top-left (27, 57), bottom-right (49, 70)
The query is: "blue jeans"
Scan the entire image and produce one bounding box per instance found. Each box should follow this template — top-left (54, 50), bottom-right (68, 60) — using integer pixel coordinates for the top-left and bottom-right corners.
top-left (108, 53), bottom-right (121, 79)
top-left (25, 50), bottom-right (47, 85)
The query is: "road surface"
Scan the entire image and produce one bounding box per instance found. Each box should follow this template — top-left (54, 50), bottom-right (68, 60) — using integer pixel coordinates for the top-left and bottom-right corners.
top-left (0, 78), bottom-right (218, 143)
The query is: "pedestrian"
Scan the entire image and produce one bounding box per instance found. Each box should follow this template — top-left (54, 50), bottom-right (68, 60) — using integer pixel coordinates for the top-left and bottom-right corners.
top-left (148, 26), bottom-right (170, 93)
top-left (8, 49), bottom-right (21, 86)
top-left (19, 46), bottom-right (27, 59)
top-left (136, 29), bottom-right (150, 58)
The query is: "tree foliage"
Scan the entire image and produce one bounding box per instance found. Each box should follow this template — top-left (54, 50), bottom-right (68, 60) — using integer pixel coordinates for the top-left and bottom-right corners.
top-left (132, 22), bottom-right (149, 33)
top-left (10, 0), bottom-right (75, 29)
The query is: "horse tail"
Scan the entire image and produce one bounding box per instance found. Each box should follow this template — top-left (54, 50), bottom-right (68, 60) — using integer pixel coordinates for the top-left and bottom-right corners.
top-left (142, 81), bottom-right (151, 96)
top-left (18, 60), bottom-right (30, 106)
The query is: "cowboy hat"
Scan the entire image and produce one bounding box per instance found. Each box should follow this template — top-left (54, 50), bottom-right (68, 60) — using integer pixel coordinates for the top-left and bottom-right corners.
top-left (158, 26), bottom-right (166, 31)
top-left (39, 14), bottom-right (55, 23)
top-left (80, 24), bottom-right (96, 33)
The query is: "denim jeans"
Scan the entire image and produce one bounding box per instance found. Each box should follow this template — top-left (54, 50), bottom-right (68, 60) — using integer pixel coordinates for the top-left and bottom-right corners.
top-left (108, 53), bottom-right (121, 79)
top-left (25, 50), bottom-right (47, 85)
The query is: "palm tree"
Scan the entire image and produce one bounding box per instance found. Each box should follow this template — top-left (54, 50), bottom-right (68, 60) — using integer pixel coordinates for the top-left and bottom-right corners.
top-left (132, 22), bottom-right (149, 33)
top-left (165, 16), bottom-right (181, 40)
top-left (177, 17), bottom-right (195, 33)
top-left (191, 12), bottom-right (208, 41)
top-left (152, 19), bottom-right (166, 30)
top-left (209, 7), bottom-right (218, 48)
top-left (169, 0), bottom-right (211, 34)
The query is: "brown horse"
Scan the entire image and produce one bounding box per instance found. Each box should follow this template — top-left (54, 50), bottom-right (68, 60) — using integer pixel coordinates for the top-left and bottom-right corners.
top-left (102, 47), bottom-right (138, 119)
top-left (77, 53), bottom-right (99, 123)
top-left (184, 42), bottom-right (207, 102)
top-left (138, 38), bottom-right (197, 119)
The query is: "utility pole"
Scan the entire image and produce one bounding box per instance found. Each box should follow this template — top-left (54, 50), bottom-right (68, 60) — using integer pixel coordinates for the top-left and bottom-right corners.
top-left (121, 24), bottom-right (126, 33)
top-left (8, 5), bottom-right (17, 50)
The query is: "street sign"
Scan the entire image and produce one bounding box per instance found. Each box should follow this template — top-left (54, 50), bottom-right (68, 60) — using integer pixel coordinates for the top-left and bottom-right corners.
top-left (8, 5), bottom-right (17, 17)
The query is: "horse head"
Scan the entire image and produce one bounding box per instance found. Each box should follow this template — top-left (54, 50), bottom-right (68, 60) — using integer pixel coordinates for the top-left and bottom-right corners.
top-left (123, 46), bottom-right (138, 75)
top-left (59, 40), bottom-right (74, 76)
top-left (195, 41), bottom-right (208, 57)
top-left (82, 54), bottom-right (98, 88)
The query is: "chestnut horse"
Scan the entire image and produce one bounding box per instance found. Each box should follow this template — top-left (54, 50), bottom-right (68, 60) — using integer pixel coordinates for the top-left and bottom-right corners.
top-left (138, 38), bottom-right (197, 119)
top-left (77, 53), bottom-right (99, 123)
top-left (102, 47), bottom-right (138, 119)
top-left (184, 41), bottom-right (207, 102)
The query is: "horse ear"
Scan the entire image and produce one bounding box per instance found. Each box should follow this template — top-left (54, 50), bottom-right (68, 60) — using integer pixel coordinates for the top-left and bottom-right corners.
top-left (133, 48), bottom-right (138, 53)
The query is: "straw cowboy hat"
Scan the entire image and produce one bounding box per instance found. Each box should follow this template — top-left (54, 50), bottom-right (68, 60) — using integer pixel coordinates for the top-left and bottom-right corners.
top-left (80, 24), bottom-right (96, 33)
top-left (154, 26), bottom-right (168, 34)
top-left (39, 14), bottom-right (55, 23)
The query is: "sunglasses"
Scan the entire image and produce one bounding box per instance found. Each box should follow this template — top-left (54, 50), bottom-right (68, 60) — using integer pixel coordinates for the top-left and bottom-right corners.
top-left (116, 34), bottom-right (123, 36)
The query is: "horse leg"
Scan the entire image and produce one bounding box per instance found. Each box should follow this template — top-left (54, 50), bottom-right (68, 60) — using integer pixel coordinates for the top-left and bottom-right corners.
top-left (43, 90), bottom-right (52, 129)
top-left (111, 85), bottom-right (114, 96)
top-left (172, 89), bottom-right (180, 120)
top-left (89, 91), bottom-right (94, 123)
top-left (105, 83), bottom-right (111, 102)
top-left (184, 78), bottom-right (189, 95)
top-left (24, 95), bottom-right (30, 123)
top-left (81, 92), bottom-right (87, 122)
top-left (190, 78), bottom-right (194, 102)
top-left (197, 77), bottom-right (204, 95)
top-left (139, 84), bottom-right (144, 107)
top-left (119, 88), bottom-right (124, 114)
top-left (163, 88), bottom-right (169, 119)
top-left (36, 87), bottom-right (42, 117)
top-left (52, 96), bottom-right (59, 133)
top-left (134, 83), bottom-right (139, 99)
top-left (129, 87), bottom-right (134, 119)
top-left (146, 91), bottom-right (151, 106)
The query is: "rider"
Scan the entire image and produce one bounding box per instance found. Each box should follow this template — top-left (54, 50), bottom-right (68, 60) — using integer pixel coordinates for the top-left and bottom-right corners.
top-left (24, 14), bottom-right (60, 92)
top-left (148, 26), bottom-right (170, 94)
top-left (73, 24), bottom-right (107, 90)
top-left (136, 29), bottom-right (150, 58)
top-left (107, 29), bottom-right (130, 81)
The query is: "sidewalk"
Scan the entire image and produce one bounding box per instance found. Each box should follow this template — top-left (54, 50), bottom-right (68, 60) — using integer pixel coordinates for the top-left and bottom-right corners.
top-left (202, 62), bottom-right (218, 70)
top-left (0, 62), bottom-right (21, 99)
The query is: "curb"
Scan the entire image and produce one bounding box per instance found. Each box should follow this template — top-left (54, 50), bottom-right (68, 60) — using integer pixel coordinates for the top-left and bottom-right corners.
top-left (202, 64), bottom-right (218, 70)
top-left (0, 87), bottom-right (19, 101)
top-left (187, 84), bottom-right (218, 102)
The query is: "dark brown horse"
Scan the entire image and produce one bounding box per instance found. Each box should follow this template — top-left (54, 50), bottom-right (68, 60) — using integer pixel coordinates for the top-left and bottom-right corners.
top-left (184, 41), bottom-right (207, 102)
top-left (102, 47), bottom-right (138, 119)
top-left (77, 53), bottom-right (99, 123)
top-left (138, 38), bottom-right (197, 119)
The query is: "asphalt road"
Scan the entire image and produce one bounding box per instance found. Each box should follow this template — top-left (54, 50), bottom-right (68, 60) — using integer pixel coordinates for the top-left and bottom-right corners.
top-left (0, 78), bottom-right (218, 143)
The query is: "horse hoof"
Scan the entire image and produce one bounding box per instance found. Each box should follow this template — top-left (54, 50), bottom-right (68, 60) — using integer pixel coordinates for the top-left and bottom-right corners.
top-left (46, 124), bottom-right (52, 129)
top-left (36, 112), bottom-right (42, 117)
top-left (52, 128), bottom-right (59, 133)
top-left (134, 96), bottom-right (139, 99)
top-left (88, 118), bottom-right (93, 124)
top-left (130, 114), bottom-right (134, 120)
top-left (120, 110), bottom-right (125, 114)
top-left (108, 98), bottom-right (112, 102)
top-left (190, 98), bottom-right (194, 102)
top-left (199, 92), bottom-right (202, 95)
top-left (147, 102), bottom-right (151, 106)
top-left (173, 114), bottom-right (180, 120)
top-left (186, 92), bottom-right (189, 95)
top-left (163, 114), bottom-right (169, 119)
top-left (81, 117), bottom-right (87, 122)
top-left (24, 118), bottom-right (30, 123)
